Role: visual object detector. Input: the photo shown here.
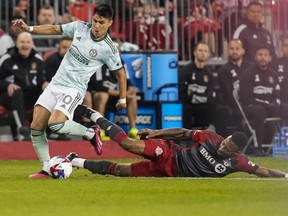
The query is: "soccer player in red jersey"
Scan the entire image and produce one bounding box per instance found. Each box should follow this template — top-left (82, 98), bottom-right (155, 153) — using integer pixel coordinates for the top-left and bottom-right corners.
top-left (68, 105), bottom-right (288, 178)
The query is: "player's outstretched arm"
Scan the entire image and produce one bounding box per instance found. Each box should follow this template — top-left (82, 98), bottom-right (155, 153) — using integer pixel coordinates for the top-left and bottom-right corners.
top-left (138, 128), bottom-right (191, 139)
top-left (12, 19), bottom-right (61, 35)
top-left (254, 166), bottom-right (288, 178)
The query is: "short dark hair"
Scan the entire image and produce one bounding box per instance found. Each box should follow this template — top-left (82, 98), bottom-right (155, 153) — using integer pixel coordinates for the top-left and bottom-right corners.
top-left (231, 132), bottom-right (247, 149)
top-left (255, 45), bottom-right (271, 54)
top-left (93, 4), bottom-right (114, 20)
top-left (59, 36), bottom-right (73, 43)
top-left (194, 41), bottom-right (209, 51)
top-left (247, 1), bottom-right (263, 9)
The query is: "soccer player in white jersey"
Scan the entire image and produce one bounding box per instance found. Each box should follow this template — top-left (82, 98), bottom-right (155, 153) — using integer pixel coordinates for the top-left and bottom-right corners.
top-left (12, 4), bottom-right (127, 178)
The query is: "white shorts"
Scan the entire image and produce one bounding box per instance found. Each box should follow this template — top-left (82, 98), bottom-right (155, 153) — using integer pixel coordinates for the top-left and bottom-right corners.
top-left (35, 84), bottom-right (83, 120)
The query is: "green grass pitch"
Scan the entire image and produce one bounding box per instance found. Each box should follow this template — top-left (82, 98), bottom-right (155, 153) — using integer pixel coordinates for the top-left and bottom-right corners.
top-left (0, 157), bottom-right (288, 216)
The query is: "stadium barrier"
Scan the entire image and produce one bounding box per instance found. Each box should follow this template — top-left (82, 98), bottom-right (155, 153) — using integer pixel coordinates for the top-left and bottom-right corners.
top-left (272, 127), bottom-right (288, 158)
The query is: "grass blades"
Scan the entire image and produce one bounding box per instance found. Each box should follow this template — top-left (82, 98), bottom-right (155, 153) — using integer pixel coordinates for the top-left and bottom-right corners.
top-left (0, 157), bottom-right (288, 216)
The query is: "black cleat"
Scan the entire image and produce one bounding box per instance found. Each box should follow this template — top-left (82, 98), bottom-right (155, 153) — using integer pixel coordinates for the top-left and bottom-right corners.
top-left (66, 152), bottom-right (79, 162)
top-left (75, 104), bottom-right (94, 119)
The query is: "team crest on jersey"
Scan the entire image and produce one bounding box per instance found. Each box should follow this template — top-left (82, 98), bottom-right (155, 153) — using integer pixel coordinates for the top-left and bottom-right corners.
top-left (155, 146), bottom-right (163, 156)
top-left (89, 49), bottom-right (97, 57)
top-left (203, 74), bottom-right (209, 83)
top-left (31, 62), bottom-right (37, 70)
top-left (268, 76), bottom-right (274, 84)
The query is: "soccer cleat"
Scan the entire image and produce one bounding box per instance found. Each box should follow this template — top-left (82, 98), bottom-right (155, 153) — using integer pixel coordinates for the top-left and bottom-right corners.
top-left (128, 128), bottom-right (140, 139)
top-left (75, 104), bottom-right (94, 119)
top-left (66, 152), bottom-right (79, 162)
top-left (100, 129), bottom-right (111, 141)
top-left (89, 125), bottom-right (103, 155)
top-left (28, 170), bottom-right (50, 179)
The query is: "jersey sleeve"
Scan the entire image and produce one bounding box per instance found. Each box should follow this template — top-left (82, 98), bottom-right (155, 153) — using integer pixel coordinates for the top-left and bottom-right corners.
top-left (60, 21), bottom-right (81, 38)
top-left (191, 130), bottom-right (224, 146)
top-left (235, 154), bottom-right (259, 174)
top-left (103, 45), bottom-right (123, 72)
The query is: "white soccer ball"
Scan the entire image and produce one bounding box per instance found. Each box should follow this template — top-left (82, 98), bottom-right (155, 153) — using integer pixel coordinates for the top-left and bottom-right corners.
top-left (47, 155), bottom-right (73, 179)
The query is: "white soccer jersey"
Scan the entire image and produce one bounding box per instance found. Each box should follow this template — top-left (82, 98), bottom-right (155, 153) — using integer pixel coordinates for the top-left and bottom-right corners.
top-left (50, 21), bottom-right (122, 96)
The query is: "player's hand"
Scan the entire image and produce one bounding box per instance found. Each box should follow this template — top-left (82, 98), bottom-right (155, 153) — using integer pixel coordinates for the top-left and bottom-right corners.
top-left (116, 102), bottom-right (127, 110)
top-left (138, 129), bottom-right (154, 139)
top-left (7, 83), bottom-right (21, 96)
top-left (11, 19), bottom-right (29, 32)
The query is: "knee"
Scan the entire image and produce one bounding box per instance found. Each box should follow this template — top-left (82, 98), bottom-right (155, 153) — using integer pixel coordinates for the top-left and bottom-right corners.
top-left (94, 92), bottom-right (108, 103)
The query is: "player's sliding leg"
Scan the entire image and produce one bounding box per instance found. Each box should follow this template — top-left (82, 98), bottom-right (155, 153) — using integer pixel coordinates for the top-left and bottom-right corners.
top-left (67, 152), bottom-right (131, 176)
top-left (75, 105), bottom-right (128, 144)
top-left (75, 105), bottom-right (145, 155)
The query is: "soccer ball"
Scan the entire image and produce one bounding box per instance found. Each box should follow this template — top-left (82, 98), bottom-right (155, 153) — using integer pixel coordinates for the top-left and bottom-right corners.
top-left (47, 155), bottom-right (73, 179)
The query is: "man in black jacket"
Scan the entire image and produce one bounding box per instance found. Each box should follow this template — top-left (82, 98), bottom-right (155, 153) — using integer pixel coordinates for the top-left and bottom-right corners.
top-left (239, 46), bottom-right (280, 156)
top-left (270, 36), bottom-right (288, 125)
top-left (232, 1), bottom-right (276, 62)
top-left (0, 32), bottom-right (45, 140)
top-left (179, 41), bottom-right (216, 130)
top-left (217, 39), bottom-right (253, 130)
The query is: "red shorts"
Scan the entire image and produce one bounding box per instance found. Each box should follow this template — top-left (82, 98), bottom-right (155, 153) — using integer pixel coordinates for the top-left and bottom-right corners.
top-left (130, 139), bottom-right (178, 177)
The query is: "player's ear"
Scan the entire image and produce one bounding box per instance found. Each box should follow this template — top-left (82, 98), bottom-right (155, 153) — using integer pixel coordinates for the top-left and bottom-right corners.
top-left (108, 19), bottom-right (113, 27)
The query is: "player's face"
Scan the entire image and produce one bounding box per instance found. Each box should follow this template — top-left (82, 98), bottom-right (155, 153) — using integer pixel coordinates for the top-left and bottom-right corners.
top-left (16, 32), bottom-right (34, 58)
top-left (91, 14), bottom-right (113, 40)
top-left (246, 5), bottom-right (263, 25)
top-left (255, 48), bottom-right (271, 69)
top-left (194, 44), bottom-right (209, 62)
top-left (217, 136), bottom-right (239, 158)
top-left (228, 40), bottom-right (244, 62)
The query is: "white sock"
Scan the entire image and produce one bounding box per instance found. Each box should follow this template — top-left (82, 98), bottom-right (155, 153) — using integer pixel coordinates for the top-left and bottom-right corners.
top-left (71, 158), bottom-right (86, 168)
top-left (42, 160), bottom-right (49, 172)
top-left (90, 112), bottom-right (103, 123)
top-left (85, 128), bottom-right (95, 140)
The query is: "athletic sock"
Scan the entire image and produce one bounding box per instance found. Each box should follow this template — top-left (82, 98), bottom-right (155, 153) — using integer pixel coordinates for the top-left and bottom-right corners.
top-left (96, 117), bottom-right (128, 143)
top-left (84, 160), bottom-right (115, 175)
top-left (71, 158), bottom-right (86, 168)
top-left (31, 129), bottom-right (50, 171)
top-left (48, 120), bottom-right (94, 139)
top-left (90, 112), bottom-right (103, 123)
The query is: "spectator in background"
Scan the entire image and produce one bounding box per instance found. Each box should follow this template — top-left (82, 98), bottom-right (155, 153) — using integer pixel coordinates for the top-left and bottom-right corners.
top-left (0, 16), bottom-right (24, 57)
top-left (239, 46), bottom-right (280, 156)
top-left (34, 5), bottom-right (57, 48)
top-left (180, 4), bottom-right (221, 60)
top-left (217, 39), bottom-right (253, 130)
top-left (233, 1), bottom-right (276, 62)
top-left (0, 32), bottom-right (45, 140)
top-left (179, 41), bottom-right (216, 131)
top-left (83, 61), bottom-right (139, 140)
top-left (270, 36), bottom-right (288, 125)
top-left (43, 37), bottom-right (73, 141)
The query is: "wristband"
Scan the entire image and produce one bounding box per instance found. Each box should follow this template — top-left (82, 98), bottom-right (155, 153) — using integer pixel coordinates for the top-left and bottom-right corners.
top-left (119, 98), bottom-right (126, 104)
top-left (285, 174), bottom-right (288, 178)
top-left (29, 26), bottom-right (34, 32)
